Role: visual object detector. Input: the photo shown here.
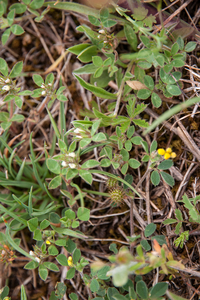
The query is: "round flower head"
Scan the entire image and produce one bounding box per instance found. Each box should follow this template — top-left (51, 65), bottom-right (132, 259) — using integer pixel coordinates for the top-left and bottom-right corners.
top-left (68, 152), bottom-right (76, 158)
top-left (68, 163), bottom-right (76, 169)
top-left (166, 148), bottom-right (172, 154)
top-left (164, 153), bottom-right (171, 160)
top-left (157, 148), bottom-right (166, 156)
top-left (61, 161), bottom-right (67, 167)
top-left (2, 85), bottom-right (10, 91)
top-left (170, 152), bottom-right (176, 158)
top-left (68, 256), bottom-right (73, 267)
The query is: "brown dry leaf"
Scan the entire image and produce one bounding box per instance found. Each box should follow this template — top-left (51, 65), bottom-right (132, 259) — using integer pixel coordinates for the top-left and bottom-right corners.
top-left (126, 80), bottom-right (147, 90)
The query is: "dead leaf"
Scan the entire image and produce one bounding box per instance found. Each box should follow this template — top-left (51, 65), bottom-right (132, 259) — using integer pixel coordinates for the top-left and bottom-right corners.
top-left (126, 80), bottom-right (146, 90)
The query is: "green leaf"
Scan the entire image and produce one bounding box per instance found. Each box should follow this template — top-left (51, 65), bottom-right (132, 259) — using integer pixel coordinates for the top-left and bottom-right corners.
top-left (69, 293), bottom-right (78, 300)
top-left (166, 84), bottom-right (181, 96)
top-left (138, 61), bottom-right (152, 69)
top-left (66, 267), bottom-right (76, 279)
top-left (40, 219), bottom-right (50, 230)
top-left (74, 75), bottom-right (117, 99)
top-left (77, 207), bottom-right (90, 221)
top-left (131, 136), bottom-right (143, 145)
top-left (24, 260), bottom-right (39, 270)
top-left (48, 175), bottom-right (62, 189)
top-left (73, 248), bottom-right (81, 264)
top-left (88, 15), bottom-right (101, 26)
top-left (81, 159), bottom-right (100, 169)
top-left (90, 279), bottom-right (99, 292)
top-left (144, 75), bottom-right (154, 90)
top-left (56, 254), bottom-right (69, 266)
top-left (163, 218), bottom-right (177, 225)
top-left (65, 209), bottom-right (76, 220)
top-left (9, 3), bottom-right (27, 13)
top-left (73, 63), bottom-right (98, 75)
top-left (10, 114), bottom-right (25, 123)
top-left (144, 223), bottom-right (156, 237)
top-left (68, 43), bottom-right (91, 55)
top-left (100, 7), bottom-right (109, 23)
top-left (175, 208), bottom-right (183, 221)
top-left (160, 171), bottom-right (175, 187)
top-left (78, 45), bottom-right (98, 63)
top-left (54, 282), bottom-right (67, 298)
top-left (10, 24), bottom-right (25, 35)
top-left (137, 89), bottom-right (151, 99)
top-left (171, 59), bottom-right (185, 68)
top-left (171, 43), bottom-right (179, 56)
top-left (128, 159), bottom-right (141, 169)
top-left (7, 9), bottom-right (15, 26)
top-left (124, 24), bottom-right (137, 51)
top-left (151, 235), bottom-right (166, 245)
top-left (39, 264), bottom-right (48, 281)
top-left (48, 245), bottom-right (59, 256)
top-left (0, 58), bottom-right (8, 76)
top-left (14, 96), bottom-right (23, 108)
top-left (46, 158), bottom-right (61, 174)
top-left (167, 291), bottom-right (188, 300)
top-left (43, 262), bottom-right (59, 272)
top-left (136, 280), bottom-right (148, 299)
top-left (33, 74), bottom-right (44, 86)
top-left (100, 158), bottom-right (111, 167)
top-left (9, 61), bottom-right (23, 78)
top-left (158, 159), bottom-right (173, 170)
top-left (2, 28), bottom-right (11, 45)
top-left (121, 163), bottom-right (128, 175)
top-left (92, 56), bottom-right (103, 67)
top-left (33, 229), bottom-right (42, 241)
top-left (151, 92), bottom-right (162, 108)
top-left (29, 0), bottom-right (44, 9)
top-left (27, 217), bottom-right (38, 232)
top-left (151, 170), bottom-right (160, 186)
top-left (21, 284), bottom-right (27, 300)
top-left (79, 169), bottom-right (93, 184)
top-left (185, 41), bottom-right (196, 52)
top-left (140, 239), bottom-right (151, 251)
top-left (150, 282), bottom-right (168, 298)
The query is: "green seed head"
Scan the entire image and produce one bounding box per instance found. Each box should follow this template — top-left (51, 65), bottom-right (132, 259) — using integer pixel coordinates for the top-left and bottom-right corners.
top-left (109, 187), bottom-right (125, 205)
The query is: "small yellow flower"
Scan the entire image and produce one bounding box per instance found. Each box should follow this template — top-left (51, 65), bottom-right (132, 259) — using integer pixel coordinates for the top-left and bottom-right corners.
top-left (68, 256), bottom-right (73, 267)
top-left (46, 240), bottom-right (51, 245)
top-left (170, 152), bottom-right (176, 158)
top-left (164, 153), bottom-right (171, 160)
top-left (157, 148), bottom-right (166, 156)
top-left (166, 147), bottom-right (172, 154)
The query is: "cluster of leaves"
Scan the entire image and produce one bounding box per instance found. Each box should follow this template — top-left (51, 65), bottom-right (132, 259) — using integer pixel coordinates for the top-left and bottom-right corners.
top-left (0, 1), bottom-right (198, 300)
top-left (0, 0), bottom-right (50, 44)
top-left (163, 194), bottom-right (200, 248)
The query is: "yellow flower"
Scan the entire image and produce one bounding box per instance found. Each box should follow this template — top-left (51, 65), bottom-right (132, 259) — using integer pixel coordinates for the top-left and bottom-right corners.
top-left (164, 153), bottom-right (171, 160)
top-left (46, 240), bottom-right (51, 245)
top-left (157, 148), bottom-right (166, 156)
top-left (166, 147), bottom-right (172, 154)
top-left (68, 256), bottom-right (73, 267)
top-left (170, 152), bottom-right (176, 158)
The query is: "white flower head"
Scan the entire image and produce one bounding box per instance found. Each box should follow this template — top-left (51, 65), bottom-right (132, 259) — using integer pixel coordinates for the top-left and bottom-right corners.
top-left (99, 29), bottom-right (105, 34)
top-left (41, 90), bottom-right (46, 95)
top-left (61, 161), bottom-right (67, 167)
top-left (4, 78), bottom-right (10, 83)
top-left (29, 250), bottom-right (34, 256)
top-left (2, 85), bottom-right (10, 91)
top-left (1, 250), bottom-right (6, 255)
top-left (48, 83), bottom-right (52, 86)
top-left (68, 163), bottom-right (76, 169)
top-left (35, 257), bottom-right (41, 263)
top-left (74, 128), bottom-right (84, 134)
top-left (68, 152), bottom-right (76, 158)
top-left (41, 84), bottom-right (45, 88)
